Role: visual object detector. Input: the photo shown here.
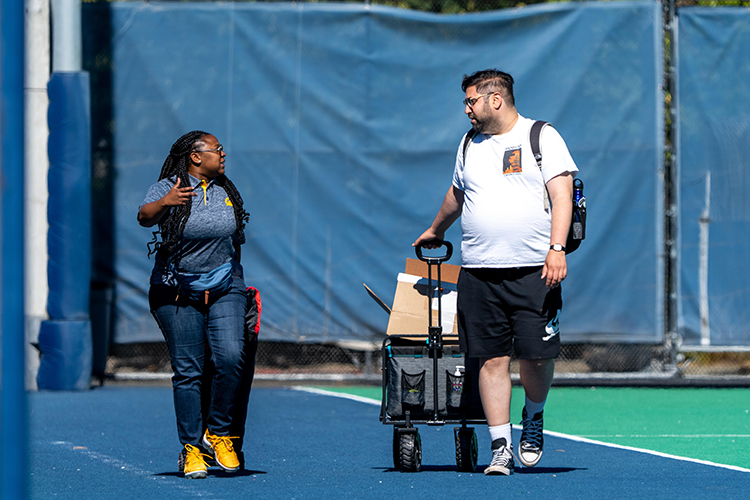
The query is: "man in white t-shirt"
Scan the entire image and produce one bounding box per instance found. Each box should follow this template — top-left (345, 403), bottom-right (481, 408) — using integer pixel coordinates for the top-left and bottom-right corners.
top-left (414, 69), bottom-right (578, 476)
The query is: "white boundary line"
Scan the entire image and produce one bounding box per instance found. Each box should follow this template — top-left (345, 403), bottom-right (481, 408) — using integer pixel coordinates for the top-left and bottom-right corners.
top-left (540, 429), bottom-right (750, 473)
top-left (49, 441), bottom-right (221, 496)
top-left (291, 386), bottom-right (750, 474)
top-left (580, 434), bottom-right (750, 438)
top-left (292, 386), bottom-right (381, 406)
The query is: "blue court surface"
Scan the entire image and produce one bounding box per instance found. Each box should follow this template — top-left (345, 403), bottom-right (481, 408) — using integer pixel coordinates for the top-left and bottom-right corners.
top-left (29, 386), bottom-right (749, 499)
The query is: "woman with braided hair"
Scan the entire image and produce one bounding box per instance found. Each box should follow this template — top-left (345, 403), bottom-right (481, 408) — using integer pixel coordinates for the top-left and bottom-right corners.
top-left (138, 131), bottom-right (250, 479)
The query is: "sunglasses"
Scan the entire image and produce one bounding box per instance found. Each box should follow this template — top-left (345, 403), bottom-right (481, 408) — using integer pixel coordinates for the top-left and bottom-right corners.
top-left (462, 92), bottom-right (496, 108)
top-left (194, 144), bottom-right (224, 155)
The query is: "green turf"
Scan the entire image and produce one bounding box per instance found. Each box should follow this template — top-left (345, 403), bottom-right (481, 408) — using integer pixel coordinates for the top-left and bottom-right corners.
top-left (314, 386), bottom-right (750, 469)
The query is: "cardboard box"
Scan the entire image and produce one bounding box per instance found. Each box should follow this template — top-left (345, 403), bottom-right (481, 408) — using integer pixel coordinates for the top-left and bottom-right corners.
top-left (365, 258), bottom-right (461, 337)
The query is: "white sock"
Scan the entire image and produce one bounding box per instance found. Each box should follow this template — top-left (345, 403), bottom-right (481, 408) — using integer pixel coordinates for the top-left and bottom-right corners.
top-left (488, 423), bottom-right (512, 448)
top-left (524, 395), bottom-right (546, 417)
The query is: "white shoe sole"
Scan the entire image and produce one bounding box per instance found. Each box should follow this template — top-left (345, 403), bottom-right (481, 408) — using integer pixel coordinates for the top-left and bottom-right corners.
top-left (484, 465), bottom-right (514, 476)
top-left (519, 449), bottom-right (543, 468)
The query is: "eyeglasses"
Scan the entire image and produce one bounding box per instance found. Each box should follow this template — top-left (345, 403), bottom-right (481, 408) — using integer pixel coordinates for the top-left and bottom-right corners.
top-left (194, 144), bottom-right (224, 155)
top-left (462, 92), bottom-right (495, 108)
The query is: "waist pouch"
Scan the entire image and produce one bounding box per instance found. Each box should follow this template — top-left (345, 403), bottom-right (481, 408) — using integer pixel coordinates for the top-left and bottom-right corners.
top-left (172, 262), bottom-right (233, 304)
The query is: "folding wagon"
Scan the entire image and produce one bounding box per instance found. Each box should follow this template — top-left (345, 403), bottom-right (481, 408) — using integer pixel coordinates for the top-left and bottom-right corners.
top-left (380, 241), bottom-right (486, 473)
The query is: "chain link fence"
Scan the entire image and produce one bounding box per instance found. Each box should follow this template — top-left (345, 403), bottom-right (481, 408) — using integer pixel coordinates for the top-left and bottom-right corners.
top-left (104, 340), bottom-right (750, 386)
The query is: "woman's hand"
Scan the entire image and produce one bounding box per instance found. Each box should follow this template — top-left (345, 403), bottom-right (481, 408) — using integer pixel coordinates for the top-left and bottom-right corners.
top-left (161, 178), bottom-right (197, 207)
top-left (137, 178), bottom-right (196, 227)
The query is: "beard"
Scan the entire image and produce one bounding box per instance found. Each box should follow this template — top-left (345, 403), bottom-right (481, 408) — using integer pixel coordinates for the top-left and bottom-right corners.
top-left (471, 114), bottom-right (491, 134)
top-left (471, 117), bottom-right (486, 133)
top-left (469, 103), bottom-right (492, 133)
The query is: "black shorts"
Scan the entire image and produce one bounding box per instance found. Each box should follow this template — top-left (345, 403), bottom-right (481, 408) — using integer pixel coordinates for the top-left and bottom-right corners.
top-left (457, 266), bottom-right (562, 360)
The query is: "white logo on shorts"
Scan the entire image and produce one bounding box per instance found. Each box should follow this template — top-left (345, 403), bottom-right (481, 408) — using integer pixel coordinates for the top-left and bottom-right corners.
top-left (543, 310), bottom-right (561, 341)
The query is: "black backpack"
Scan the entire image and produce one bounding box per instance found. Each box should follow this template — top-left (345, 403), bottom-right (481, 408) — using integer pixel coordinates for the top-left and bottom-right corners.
top-left (461, 120), bottom-right (586, 254)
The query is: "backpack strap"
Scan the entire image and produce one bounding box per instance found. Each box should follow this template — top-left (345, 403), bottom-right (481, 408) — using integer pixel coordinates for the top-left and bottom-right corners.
top-left (461, 128), bottom-right (478, 163)
top-left (530, 120), bottom-right (551, 212)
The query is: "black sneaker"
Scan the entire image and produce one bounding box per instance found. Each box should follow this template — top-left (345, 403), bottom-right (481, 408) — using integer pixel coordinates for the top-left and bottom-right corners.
top-left (519, 407), bottom-right (544, 467)
top-left (484, 438), bottom-right (515, 476)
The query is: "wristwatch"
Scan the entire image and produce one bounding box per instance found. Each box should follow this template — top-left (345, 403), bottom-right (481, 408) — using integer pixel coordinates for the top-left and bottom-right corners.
top-left (550, 243), bottom-right (566, 252)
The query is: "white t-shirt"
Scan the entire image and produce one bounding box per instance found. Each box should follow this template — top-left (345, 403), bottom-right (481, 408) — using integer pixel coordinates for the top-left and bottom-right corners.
top-left (453, 115), bottom-right (579, 268)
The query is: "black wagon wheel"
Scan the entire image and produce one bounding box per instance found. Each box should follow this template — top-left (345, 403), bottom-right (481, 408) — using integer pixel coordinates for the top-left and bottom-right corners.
top-left (454, 427), bottom-right (477, 472)
top-left (392, 427), bottom-right (402, 470)
top-left (398, 429), bottom-right (422, 473)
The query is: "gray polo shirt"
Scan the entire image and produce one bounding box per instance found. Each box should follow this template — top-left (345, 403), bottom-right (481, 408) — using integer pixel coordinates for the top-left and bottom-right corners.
top-left (141, 174), bottom-right (245, 286)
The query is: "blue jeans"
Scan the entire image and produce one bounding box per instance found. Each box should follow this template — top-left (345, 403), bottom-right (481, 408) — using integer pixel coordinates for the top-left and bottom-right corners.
top-left (150, 277), bottom-right (247, 446)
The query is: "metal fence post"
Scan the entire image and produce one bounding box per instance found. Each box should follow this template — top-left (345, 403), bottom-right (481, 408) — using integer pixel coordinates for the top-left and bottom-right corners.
top-left (662, 0), bottom-right (681, 370)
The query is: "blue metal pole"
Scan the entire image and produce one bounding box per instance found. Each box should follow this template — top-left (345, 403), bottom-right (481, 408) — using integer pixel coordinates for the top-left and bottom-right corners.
top-left (1, 0), bottom-right (29, 496)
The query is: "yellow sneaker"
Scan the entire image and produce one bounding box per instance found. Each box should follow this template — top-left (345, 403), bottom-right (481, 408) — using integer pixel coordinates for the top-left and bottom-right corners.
top-left (183, 444), bottom-right (209, 479)
top-left (202, 430), bottom-right (240, 473)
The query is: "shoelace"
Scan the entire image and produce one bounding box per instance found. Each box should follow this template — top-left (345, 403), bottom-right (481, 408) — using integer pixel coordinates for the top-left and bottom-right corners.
top-left (490, 446), bottom-right (517, 466)
top-left (521, 416), bottom-right (544, 448)
top-left (209, 435), bottom-right (240, 452)
top-left (184, 445), bottom-right (211, 469)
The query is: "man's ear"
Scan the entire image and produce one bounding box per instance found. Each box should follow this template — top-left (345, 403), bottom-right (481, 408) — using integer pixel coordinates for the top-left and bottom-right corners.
top-left (491, 92), bottom-right (503, 110)
top-left (189, 151), bottom-right (201, 165)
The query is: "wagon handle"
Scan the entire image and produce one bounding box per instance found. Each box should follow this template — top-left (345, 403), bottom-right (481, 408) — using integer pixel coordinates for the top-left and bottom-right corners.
top-left (414, 239), bottom-right (453, 264)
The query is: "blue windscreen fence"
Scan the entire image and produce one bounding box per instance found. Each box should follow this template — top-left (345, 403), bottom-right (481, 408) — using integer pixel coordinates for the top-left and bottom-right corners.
top-left (677, 8), bottom-right (750, 347)
top-left (84, 1), bottom-right (668, 345)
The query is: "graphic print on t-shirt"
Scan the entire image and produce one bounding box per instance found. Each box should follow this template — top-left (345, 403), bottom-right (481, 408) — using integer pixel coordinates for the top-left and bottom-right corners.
top-left (503, 148), bottom-right (522, 174)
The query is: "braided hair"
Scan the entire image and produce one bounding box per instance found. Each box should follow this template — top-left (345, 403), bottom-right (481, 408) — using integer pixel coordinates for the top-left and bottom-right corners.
top-left (147, 131), bottom-right (249, 264)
